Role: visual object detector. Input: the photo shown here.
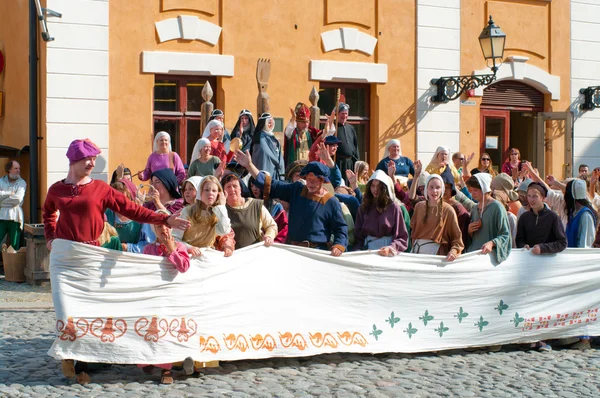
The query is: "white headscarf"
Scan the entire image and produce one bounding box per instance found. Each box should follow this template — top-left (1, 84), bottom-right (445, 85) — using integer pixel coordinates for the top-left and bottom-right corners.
top-left (385, 139), bottom-right (402, 158)
top-left (189, 138), bottom-right (212, 164)
top-left (473, 173), bottom-right (493, 195)
top-left (572, 179), bottom-right (587, 200)
top-left (429, 146), bottom-right (450, 167)
top-left (153, 131), bottom-right (172, 152)
top-left (424, 174), bottom-right (445, 200)
top-left (417, 171), bottom-right (430, 188)
top-left (368, 170), bottom-right (395, 200)
top-left (183, 176), bottom-right (204, 200)
top-left (473, 172), bottom-right (493, 211)
top-left (202, 120), bottom-right (224, 140)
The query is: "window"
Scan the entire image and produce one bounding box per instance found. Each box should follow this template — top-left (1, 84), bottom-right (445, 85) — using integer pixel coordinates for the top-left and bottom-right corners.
top-left (153, 76), bottom-right (217, 164)
top-left (318, 83), bottom-right (370, 162)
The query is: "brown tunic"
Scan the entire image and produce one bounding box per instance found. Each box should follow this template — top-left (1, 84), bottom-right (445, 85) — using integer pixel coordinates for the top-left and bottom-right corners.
top-left (226, 199), bottom-right (263, 249)
top-left (410, 201), bottom-right (464, 256)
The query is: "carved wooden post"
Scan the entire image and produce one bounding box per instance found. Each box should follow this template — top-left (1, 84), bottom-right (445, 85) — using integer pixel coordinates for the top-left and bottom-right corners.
top-left (256, 58), bottom-right (271, 116)
top-left (201, 81), bottom-right (214, 134)
top-left (309, 86), bottom-right (320, 130)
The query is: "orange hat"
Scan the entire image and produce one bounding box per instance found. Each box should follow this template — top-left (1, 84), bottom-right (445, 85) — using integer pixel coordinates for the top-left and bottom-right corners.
top-left (295, 103), bottom-right (311, 122)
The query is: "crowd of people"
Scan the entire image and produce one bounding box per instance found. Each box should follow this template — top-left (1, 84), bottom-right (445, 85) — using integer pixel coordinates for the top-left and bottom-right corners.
top-left (40, 103), bottom-right (600, 384)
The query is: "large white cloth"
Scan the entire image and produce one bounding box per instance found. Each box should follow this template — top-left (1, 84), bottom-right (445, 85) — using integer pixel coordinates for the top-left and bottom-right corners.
top-left (48, 239), bottom-right (600, 364)
top-left (0, 175), bottom-right (26, 229)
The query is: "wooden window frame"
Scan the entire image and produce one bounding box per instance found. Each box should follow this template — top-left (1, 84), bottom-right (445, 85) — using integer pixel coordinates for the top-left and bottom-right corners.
top-left (317, 82), bottom-right (371, 162)
top-left (153, 75), bottom-right (217, 164)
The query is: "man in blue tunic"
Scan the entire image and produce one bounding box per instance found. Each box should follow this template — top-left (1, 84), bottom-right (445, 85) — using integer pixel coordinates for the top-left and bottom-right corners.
top-left (234, 149), bottom-right (348, 256)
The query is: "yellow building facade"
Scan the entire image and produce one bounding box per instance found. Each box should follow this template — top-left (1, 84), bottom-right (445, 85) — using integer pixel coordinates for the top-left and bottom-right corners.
top-left (0, 0), bottom-right (599, 222)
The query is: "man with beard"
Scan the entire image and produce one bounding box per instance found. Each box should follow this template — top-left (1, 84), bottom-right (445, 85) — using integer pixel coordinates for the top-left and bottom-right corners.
top-left (284, 103), bottom-right (319, 165)
top-left (0, 160), bottom-right (27, 250)
top-left (230, 109), bottom-right (256, 150)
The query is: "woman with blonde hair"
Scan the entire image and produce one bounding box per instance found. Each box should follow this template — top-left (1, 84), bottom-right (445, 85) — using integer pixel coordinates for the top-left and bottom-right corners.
top-left (425, 146), bottom-right (461, 185)
top-left (410, 174), bottom-right (464, 260)
top-left (353, 160), bottom-right (370, 194)
top-left (173, 175), bottom-right (235, 257)
top-left (138, 132), bottom-right (186, 184)
top-left (471, 152), bottom-right (497, 177)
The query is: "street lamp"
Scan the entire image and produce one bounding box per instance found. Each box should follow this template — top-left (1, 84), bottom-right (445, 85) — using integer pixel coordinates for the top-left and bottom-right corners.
top-left (431, 16), bottom-right (506, 103)
top-left (579, 86), bottom-right (600, 110)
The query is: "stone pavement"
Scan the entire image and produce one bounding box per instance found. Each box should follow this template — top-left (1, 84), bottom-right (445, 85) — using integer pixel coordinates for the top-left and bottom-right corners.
top-left (1, 277), bottom-right (599, 397)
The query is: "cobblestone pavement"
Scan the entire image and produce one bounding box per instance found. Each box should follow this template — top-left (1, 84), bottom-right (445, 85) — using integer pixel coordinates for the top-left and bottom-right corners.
top-left (1, 279), bottom-right (600, 397)
top-left (0, 277), bottom-right (53, 310)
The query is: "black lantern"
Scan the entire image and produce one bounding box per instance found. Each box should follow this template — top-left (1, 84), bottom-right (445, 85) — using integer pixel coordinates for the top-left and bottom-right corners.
top-left (431, 16), bottom-right (507, 103)
top-left (579, 86), bottom-right (600, 110)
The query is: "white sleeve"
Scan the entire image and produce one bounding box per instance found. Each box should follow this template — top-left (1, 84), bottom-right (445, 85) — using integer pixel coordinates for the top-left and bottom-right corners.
top-left (284, 121), bottom-right (296, 139)
top-left (578, 212), bottom-right (596, 248)
top-left (212, 205), bottom-right (231, 235)
top-left (172, 207), bottom-right (190, 240)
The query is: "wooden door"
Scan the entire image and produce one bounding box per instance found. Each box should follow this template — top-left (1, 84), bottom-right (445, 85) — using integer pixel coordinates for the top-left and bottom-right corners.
top-left (536, 112), bottom-right (573, 178)
top-left (480, 110), bottom-right (510, 172)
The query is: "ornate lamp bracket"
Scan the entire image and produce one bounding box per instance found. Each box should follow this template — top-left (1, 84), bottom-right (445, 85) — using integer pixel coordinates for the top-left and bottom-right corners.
top-left (579, 86), bottom-right (600, 110)
top-left (430, 73), bottom-right (497, 103)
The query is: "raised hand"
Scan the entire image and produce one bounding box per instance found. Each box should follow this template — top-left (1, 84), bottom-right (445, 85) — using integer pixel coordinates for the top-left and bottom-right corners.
top-left (215, 161), bottom-right (226, 179)
top-left (116, 163), bottom-right (125, 180)
top-left (234, 149), bottom-right (252, 168)
top-left (387, 161), bottom-right (396, 179)
top-left (414, 160), bottom-right (423, 176)
top-left (218, 190), bottom-right (228, 206)
top-left (346, 169), bottom-right (358, 189)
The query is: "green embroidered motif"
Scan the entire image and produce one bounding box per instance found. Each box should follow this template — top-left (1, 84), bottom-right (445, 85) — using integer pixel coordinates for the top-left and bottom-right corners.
top-left (454, 307), bottom-right (469, 323)
top-left (495, 300), bottom-right (509, 315)
top-left (512, 312), bottom-right (524, 327)
top-left (370, 324), bottom-right (383, 341)
top-left (475, 316), bottom-right (489, 332)
top-left (385, 311), bottom-right (400, 329)
top-left (419, 310), bottom-right (434, 326)
top-left (404, 322), bottom-right (418, 339)
top-left (434, 322), bottom-right (449, 337)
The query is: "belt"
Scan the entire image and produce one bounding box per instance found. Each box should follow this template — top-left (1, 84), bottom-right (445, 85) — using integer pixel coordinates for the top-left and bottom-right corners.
top-left (288, 240), bottom-right (322, 249)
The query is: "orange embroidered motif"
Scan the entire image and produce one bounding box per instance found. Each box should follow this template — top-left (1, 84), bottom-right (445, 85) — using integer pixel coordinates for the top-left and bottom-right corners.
top-left (135, 316), bottom-right (169, 342)
top-left (169, 317), bottom-right (197, 342)
top-left (337, 331), bottom-right (353, 346)
top-left (350, 332), bottom-right (368, 347)
top-left (199, 336), bottom-right (221, 354)
top-left (309, 332), bottom-right (338, 348)
top-left (278, 332), bottom-right (307, 350)
top-left (56, 317), bottom-right (89, 341)
top-left (249, 334), bottom-right (277, 351)
top-left (89, 317), bottom-right (127, 343)
top-left (223, 334), bottom-right (249, 352)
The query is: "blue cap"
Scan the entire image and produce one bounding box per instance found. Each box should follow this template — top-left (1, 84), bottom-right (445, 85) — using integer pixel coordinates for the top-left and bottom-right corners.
top-left (324, 135), bottom-right (342, 145)
top-left (299, 162), bottom-right (330, 183)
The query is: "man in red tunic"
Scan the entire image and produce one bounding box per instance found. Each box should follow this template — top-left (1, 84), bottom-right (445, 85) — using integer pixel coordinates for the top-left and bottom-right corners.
top-left (43, 139), bottom-right (191, 383)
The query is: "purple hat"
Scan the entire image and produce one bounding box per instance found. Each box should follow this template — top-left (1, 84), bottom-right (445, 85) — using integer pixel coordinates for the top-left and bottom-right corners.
top-left (66, 139), bottom-right (101, 164)
top-left (299, 162), bottom-right (330, 183)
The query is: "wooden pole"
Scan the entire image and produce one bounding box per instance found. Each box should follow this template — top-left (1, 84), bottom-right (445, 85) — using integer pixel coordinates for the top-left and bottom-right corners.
top-left (200, 81), bottom-right (214, 134)
top-left (256, 58), bottom-right (271, 116)
top-left (309, 86), bottom-right (320, 130)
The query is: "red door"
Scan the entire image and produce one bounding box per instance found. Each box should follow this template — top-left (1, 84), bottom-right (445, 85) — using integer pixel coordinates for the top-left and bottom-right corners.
top-left (480, 110), bottom-right (510, 173)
